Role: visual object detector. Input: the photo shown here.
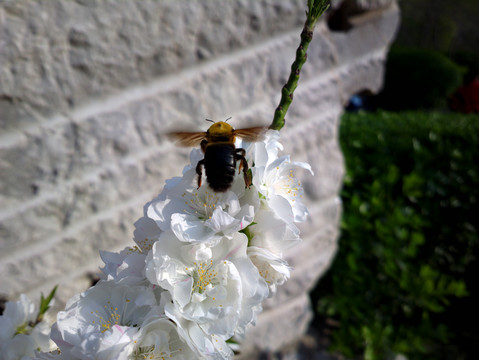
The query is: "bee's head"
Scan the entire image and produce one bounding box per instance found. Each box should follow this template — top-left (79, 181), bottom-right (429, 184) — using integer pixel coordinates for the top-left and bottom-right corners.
top-left (207, 121), bottom-right (234, 137)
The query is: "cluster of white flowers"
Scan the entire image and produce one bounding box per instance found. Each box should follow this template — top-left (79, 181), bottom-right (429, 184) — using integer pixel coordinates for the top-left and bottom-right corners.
top-left (0, 294), bottom-right (53, 359)
top-left (1, 130), bottom-right (312, 360)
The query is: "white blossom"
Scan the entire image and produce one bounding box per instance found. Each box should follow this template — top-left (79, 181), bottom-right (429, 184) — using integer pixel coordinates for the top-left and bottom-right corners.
top-left (99, 248), bottom-right (148, 286)
top-left (165, 302), bottom-right (233, 360)
top-left (247, 247), bottom-right (291, 296)
top-left (145, 231), bottom-right (268, 338)
top-left (0, 294), bottom-right (53, 360)
top-left (249, 208), bottom-right (301, 253)
top-left (51, 281), bottom-right (162, 360)
top-left (247, 129), bottom-right (283, 168)
top-left (12, 129), bottom-right (313, 360)
top-left (245, 209), bottom-right (301, 295)
top-left (146, 151), bottom-right (259, 245)
top-left (32, 349), bottom-right (64, 360)
top-left (130, 312), bottom-right (197, 360)
top-left (132, 216), bottom-right (162, 252)
top-left (99, 216), bottom-right (160, 285)
top-left (250, 131), bottom-right (313, 224)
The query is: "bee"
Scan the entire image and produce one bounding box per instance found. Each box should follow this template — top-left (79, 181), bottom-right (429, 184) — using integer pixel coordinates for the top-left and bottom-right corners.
top-left (168, 118), bottom-right (266, 192)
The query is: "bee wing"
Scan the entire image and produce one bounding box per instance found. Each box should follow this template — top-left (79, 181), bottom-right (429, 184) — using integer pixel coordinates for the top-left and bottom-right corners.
top-left (167, 131), bottom-right (206, 147)
top-left (234, 126), bottom-right (267, 142)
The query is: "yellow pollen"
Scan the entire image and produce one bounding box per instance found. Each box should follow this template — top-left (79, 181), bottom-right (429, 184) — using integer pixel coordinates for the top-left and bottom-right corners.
top-left (192, 260), bottom-right (217, 293)
top-left (181, 189), bottom-right (220, 220)
top-left (89, 299), bottom-right (132, 333)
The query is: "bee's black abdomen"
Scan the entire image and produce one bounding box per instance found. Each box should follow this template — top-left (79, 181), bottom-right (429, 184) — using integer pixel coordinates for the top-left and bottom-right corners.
top-left (204, 143), bottom-right (236, 192)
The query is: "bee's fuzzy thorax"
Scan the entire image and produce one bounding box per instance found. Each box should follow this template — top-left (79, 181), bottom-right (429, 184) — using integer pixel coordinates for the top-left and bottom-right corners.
top-left (206, 121), bottom-right (235, 143)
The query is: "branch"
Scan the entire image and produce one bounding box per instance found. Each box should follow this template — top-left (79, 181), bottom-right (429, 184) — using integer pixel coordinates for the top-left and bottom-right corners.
top-left (269, 0), bottom-right (330, 131)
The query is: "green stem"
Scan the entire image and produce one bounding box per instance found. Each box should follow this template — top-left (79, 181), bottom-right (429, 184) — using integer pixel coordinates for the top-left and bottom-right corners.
top-left (269, 0), bottom-right (330, 131)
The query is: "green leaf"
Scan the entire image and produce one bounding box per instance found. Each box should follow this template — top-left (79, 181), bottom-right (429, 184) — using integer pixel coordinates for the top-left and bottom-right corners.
top-left (240, 223), bottom-right (257, 246)
top-left (37, 285), bottom-right (58, 323)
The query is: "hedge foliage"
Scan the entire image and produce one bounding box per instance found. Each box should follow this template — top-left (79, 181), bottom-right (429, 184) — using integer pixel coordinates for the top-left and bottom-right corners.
top-left (313, 111), bottom-right (479, 359)
top-left (376, 48), bottom-right (465, 110)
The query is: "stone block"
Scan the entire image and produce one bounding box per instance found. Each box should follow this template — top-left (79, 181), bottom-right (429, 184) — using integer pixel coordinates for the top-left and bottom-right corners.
top-left (237, 293), bottom-right (314, 356)
top-left (0, 0), bottom-right (400, 357)
top-left (0, 0), bottom-right (307, 125)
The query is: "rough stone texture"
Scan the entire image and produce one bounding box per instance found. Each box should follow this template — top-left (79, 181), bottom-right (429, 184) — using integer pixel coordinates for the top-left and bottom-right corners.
top-left (331, 0), bottom-right (396, 11)
top-left (0, 0), bottom-right (399, 357)
top-left (0, 0), bottom-right (306, 130)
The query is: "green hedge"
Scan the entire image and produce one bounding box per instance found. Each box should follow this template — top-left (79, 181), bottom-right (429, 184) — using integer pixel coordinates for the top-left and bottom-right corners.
top-left (376, 48), bottom-right (465, 110)
top-left (312, 111), bottom-right (479, 359)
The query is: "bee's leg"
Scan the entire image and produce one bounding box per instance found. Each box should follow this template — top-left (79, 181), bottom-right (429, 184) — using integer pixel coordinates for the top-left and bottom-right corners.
top-left (196, 160), bottom-right (205, 189)
top-left (235, 148), bottom-right (246, 174)
top-left (197, 140), bottom-right (207, 189)
top-left (200, 139), bottom-right (208, 153)
top-left (235, 150), bottom-right (251, 188)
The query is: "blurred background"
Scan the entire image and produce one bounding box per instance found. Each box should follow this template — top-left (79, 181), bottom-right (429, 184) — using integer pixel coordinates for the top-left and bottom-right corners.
top-left (311, 0), bottom-right (479, 359)
top-left (0, 0), bottom-right (478, 359)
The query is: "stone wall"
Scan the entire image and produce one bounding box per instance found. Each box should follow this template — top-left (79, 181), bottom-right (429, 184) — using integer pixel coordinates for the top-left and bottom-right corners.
top-left (0, 0), bottom-right (399, 356)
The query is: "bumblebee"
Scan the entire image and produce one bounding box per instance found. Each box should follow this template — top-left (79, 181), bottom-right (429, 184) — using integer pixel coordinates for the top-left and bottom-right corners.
top-left (168, 119), bottom-right (266, 192)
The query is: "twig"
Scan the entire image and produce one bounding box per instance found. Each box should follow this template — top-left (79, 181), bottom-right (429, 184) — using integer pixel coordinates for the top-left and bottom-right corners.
top-left (269, 0), bottom-right (330, 131)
